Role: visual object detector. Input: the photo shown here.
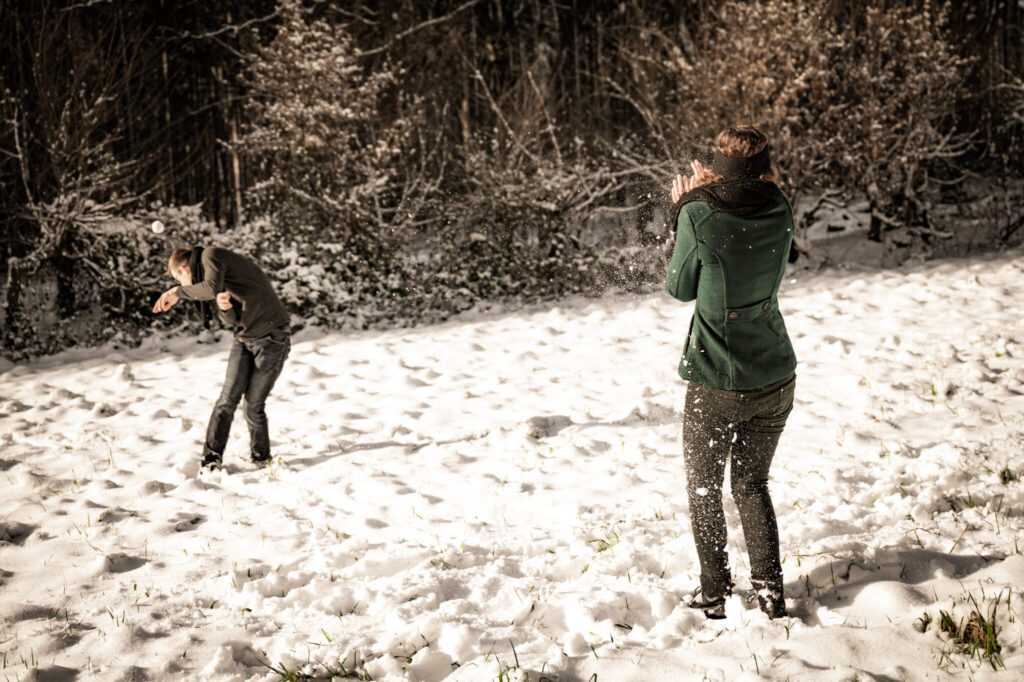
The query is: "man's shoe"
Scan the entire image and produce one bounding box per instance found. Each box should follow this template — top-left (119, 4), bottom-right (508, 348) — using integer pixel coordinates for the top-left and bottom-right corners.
top-left (201, 454), bottom-right (222, 471)
top-left (250, 454), bottom-right (272, 469)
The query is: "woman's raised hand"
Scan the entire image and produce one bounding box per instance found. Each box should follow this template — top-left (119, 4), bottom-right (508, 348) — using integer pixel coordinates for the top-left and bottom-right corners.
top-left (671, 174), bottom-right (687, 203)
top-left (671, 160), bottom-right (706, 203)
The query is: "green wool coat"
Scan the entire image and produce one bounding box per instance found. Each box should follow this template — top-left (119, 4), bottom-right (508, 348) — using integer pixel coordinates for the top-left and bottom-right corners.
top-left (666, 197), bottom-right (797, 390)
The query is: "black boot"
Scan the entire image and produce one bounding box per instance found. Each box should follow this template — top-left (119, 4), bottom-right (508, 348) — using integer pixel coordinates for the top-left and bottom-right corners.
top-left (750, 579), bottom-right (786, 619)
top-left (689, 588), bottom-right (729, 619)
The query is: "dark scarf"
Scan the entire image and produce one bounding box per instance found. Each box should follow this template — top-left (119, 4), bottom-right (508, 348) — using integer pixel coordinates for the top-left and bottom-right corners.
top-left (187, 246), bottom-right (211, 328)
top-left (667, 146), bottom-right (784, 232)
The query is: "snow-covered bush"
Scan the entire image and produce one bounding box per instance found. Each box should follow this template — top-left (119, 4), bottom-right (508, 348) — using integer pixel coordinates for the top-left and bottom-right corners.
top-left (427, 155), bottom-right (604, 306)
top-left (0, 202), bottom-right (220, 358)
top-left (766, 3), bottom-right (972, 243)
top-left (611, 0), bottom-right (975, 252)
top-left (239, 0), bottom-right (428, 268)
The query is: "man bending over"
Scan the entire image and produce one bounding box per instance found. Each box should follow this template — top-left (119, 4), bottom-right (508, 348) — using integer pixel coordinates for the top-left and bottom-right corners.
top-left (153, 247), bottom-right (291, 470)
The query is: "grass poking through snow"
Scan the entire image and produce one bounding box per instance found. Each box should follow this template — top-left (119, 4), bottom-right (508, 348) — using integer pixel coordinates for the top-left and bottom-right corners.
top-left (935, 602), bottom-right (1004, 671)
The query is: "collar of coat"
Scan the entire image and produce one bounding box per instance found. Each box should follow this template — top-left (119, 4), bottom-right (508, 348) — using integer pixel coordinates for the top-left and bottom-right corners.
top-left (668, 179), bottom-right (784, 234)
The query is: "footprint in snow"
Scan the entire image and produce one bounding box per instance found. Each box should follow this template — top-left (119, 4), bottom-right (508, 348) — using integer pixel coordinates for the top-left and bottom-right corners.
top-left (97, 507), bottom-right (138, 524)
top-left (293, 363), bottom-right (330, 380)
top-left (523, 414), bottom-right (573, 439)
top-left (47, 387), bottom-right (80, 402)
top-left (91, 402), bottom-right (125, 418)
top-left (170, 513), bottom-right (206, 532)
top-left (0, 521), bottom-right (36, 545)
top-left (93, 553), bottom-right (148, 575)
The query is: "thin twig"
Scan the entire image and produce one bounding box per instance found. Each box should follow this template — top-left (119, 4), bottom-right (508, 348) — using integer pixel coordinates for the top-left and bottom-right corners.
top-left (357, 0), bottom-right (486, 58)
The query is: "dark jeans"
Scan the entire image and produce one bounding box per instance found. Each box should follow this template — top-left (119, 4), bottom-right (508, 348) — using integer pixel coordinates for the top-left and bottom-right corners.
top-left (683, 373), bottom-right (795, 603)
top-left (203, 330), bottom-right (290, 461)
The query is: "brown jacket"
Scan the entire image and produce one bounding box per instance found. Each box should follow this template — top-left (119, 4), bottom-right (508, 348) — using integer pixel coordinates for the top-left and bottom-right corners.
top-left (175, 247), bottom-right (290, 340)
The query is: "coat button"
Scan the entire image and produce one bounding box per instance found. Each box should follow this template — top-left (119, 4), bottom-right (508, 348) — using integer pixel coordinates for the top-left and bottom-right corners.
top-left (728, 311), bottom-right (738, 320)
top-left (762, 301), bottom-right (771, 311)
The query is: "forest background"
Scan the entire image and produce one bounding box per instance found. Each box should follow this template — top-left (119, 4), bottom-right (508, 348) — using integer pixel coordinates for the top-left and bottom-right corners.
top-left (1, 0), bottom-right (1022, 358)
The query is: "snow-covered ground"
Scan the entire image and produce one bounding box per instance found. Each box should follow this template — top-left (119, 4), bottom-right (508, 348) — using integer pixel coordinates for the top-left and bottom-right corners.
top-left (2, 249), bottom-right (1024, 681)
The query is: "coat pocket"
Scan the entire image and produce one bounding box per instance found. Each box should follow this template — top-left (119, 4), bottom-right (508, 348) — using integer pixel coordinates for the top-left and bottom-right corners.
top-left (726, 298), bottom-right (788, 343)
top-left (723, 298), bottom-right (795, 386)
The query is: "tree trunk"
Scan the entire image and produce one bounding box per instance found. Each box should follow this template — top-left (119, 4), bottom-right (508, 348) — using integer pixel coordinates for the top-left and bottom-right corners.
top-left (230, 113), bottom-right (243, 227)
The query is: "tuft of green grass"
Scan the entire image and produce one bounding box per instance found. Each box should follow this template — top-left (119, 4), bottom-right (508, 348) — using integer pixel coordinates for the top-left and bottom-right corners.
top-left (495, 639), bottom-right (531, 682)
top-left (1000, 466), bottom-right (1018, 485)
top-left (263, 652), bottom-right (372, 681)
top-left (937, 604), bottom-right (1004, 670)
top-left (586, 527), bottom-right (620, 553)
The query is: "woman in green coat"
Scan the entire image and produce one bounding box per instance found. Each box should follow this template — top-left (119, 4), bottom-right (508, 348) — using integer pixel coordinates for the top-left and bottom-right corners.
top-left (666, 126), bottom-right (797, 620)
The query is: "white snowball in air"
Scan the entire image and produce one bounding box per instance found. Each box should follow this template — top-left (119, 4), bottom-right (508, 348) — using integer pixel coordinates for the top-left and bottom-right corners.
top-left (151, 220), bottom-right (165, 234)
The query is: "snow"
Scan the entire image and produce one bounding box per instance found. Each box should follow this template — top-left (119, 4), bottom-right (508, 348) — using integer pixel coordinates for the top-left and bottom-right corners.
top-left (2, 249), bottom-right (1024, 680)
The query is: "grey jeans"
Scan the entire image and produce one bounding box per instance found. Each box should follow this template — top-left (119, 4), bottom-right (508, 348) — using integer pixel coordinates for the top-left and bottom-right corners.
top-left (683, 373), bottom-right (795, 602)
top-left (203, 330), bottom-right (290, 461)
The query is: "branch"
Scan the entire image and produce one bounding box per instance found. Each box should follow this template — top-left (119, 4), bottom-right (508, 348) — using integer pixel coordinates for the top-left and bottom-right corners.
top-left (525, 69), bottom-right (563, 168)
top-left (170, 10), bottom-right (282, 42)
top-left (59, 0), bottom-right (114, 11)
top-left (594, 73), bottom-right (672, 160)
top-left (12, 106), bottom-right (34, 204)
top-left (798, 190), bottom-right (844, 226)
top-left (907, 225), bottom-right (954, 240)
top-left (589, 202), bottom-right (653, 216)
top-left (1000, 214), bottom-right (1024, 242)
top-left (677, 16), bottom-right (697, 63)
top-left (286, 185), bottom-right (347, 215)
top-left (333, 4), bottom-right (381, 28)
top-left (357, 0), bottom-right (486, 58)
top-left (468, 65), bottom-right (539, 165)
top-left (871, 210), bottom-right (906, 230)
top-left (570, 175), bottom-right (634, 213)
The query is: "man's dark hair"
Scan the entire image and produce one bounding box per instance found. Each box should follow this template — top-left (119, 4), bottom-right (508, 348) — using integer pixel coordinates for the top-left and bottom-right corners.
top-left (167, 248), bottom-right (191, 276)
